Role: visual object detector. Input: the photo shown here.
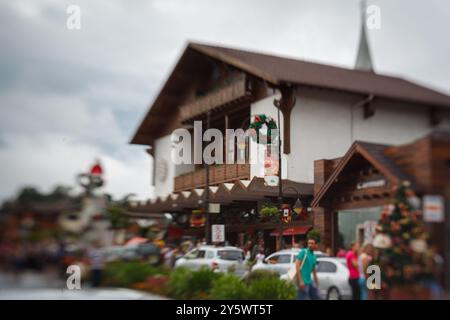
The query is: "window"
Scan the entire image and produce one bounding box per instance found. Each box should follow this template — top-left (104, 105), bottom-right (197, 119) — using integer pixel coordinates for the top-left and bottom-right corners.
top-left (278, 254), bottom-right (292, 264)
top-left (197, 250), bottom-right (206, 259)
top-left (205, 250), bottom-right (215, 259)
top-left (317, 261), bottom-right (337, 273)
top-left (217, 250), bottom-right (244, 261)
top-left (267, 254), bottom-right (291, 264)
top-left (185, 249), bottom-right (199, 259)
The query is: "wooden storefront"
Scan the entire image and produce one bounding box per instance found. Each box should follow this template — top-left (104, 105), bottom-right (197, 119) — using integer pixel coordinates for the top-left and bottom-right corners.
top-left (127, 177), bottom-right (314, 252)
top-left (311, 131), bottom-right (450, 266)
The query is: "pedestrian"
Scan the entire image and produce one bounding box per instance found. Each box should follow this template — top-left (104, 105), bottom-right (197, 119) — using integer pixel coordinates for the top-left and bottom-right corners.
top-left (358, 243), bottom-right (373, 300)
top-left (88, 241), bottom-right (105, 288)
top-left (296, 237), bottom-right (320, 300)
top-left (346, 242), bottom-right (361, 300)
top-left (336, 246), bottom-right (347, 258)
top-left (251, 239), bottom-right (263, 261)
top-left (255, 249), bottom-right (265, 265)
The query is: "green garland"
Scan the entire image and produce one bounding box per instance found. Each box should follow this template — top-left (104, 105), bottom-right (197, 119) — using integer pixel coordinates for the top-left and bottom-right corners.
top-left (249, 114), bottom-right (278, 144)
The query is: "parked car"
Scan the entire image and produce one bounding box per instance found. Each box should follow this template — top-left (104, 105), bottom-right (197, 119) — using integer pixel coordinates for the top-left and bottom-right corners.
top-left (102, 246), bottom-right (125, 263)
top-left (137, 242), bottom-right (161, 265)
top-left (102, 243), bottom-right (161, 265)
top-left (251, 248), bottom-right (328, 276)
top-left (174, 245), bottom-right (247, 277)
top-left (280, 257), bottom-right (352, 300)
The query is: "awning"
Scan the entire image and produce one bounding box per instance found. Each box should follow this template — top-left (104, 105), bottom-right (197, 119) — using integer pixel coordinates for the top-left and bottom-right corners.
top-left (126, 176), bottom-right (313, 215)
top-left (270, 225), bottom-right (312, 237)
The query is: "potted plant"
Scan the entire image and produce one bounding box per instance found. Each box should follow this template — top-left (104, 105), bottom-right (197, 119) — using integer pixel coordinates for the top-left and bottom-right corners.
top-left (259, 204), bottom-right (279, 221)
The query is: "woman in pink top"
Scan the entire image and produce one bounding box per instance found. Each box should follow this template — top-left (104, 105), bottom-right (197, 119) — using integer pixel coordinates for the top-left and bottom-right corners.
top-left (346, 242), bottom-right (361, 300)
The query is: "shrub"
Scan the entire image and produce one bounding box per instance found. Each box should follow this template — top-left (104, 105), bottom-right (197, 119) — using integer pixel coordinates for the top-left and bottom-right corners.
top-left (246, 276), bottom-right (296, 300)
top-left (189, 267), bottom-right (221, 299)
top-left (209, 274), bottom-right (248, 300)
top-left (166, 267), bottom-right (191, 299)
top-left (243, 269), bottom-right (279, 285)
top-left (167, 267), bottom-right (222, 299)
top-left (132, 275), bottom-right (169, 296)
top-left (103, 261), bottom-right (168, 287)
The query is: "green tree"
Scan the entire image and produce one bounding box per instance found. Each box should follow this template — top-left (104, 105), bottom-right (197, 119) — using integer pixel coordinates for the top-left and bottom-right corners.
top-left (106, 205), bottom-right (130, 229)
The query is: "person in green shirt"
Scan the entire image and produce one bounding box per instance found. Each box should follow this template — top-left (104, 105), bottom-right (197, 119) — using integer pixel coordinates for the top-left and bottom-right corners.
top-left (296, 238), bottom-right (320, 300)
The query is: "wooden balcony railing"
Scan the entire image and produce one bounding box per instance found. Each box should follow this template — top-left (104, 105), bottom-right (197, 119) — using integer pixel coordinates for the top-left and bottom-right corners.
top-left (174, 164), bottom-right (250, 192)
top-left (179, 74), bottom-right (251, 122)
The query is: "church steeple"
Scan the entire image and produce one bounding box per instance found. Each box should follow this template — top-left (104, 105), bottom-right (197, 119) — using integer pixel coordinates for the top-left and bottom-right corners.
top-left (355, 0), bottom-right (374, 72)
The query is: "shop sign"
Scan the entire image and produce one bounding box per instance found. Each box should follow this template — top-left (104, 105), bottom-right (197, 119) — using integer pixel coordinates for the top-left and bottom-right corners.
top-left (212, 224), bottom-right (225, 243)
top-left (423, 195), bottom-right (444, 223)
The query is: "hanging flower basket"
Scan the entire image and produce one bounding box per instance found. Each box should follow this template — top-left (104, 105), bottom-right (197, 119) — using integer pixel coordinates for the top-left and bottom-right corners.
top-left (259, 204), bottom-right (279, 221)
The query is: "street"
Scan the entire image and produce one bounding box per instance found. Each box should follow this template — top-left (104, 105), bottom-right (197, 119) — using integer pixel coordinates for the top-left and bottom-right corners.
top-left (0, 271), bottom-right (167, 300)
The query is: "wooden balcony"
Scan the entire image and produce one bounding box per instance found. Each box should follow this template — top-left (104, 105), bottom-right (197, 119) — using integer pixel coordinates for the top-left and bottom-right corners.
top-left (174, 164), bottom-right (250, 192)
top-left (179, 74), bottom-right (253, 122)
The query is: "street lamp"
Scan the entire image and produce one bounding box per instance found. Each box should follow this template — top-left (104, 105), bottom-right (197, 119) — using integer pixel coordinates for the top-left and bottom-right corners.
top-left (283, 186), bottom-right (304, 217)
top-left (293, 198), bottom-right (304, 215)
top-left (276, 186), bottom-right (306, 250)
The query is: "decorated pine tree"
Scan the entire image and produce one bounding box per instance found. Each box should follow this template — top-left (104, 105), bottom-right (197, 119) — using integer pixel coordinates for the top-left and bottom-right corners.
top-left (373, 181), bottom-right (434, 288)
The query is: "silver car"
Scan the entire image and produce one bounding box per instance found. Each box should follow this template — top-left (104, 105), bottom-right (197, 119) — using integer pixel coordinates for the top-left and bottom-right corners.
top-left (174, 245), bottom-right (247, 277)
top-left (280, 257), bottom-right (352, 300)
top-left (251, 249), bottom-right (328, 276)
top-left (316, 257), bottom-right (352, 300)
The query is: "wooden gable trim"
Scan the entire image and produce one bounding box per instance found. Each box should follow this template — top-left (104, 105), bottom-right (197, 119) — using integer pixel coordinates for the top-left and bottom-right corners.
top-left (311, 142), bottom-right (401, 208)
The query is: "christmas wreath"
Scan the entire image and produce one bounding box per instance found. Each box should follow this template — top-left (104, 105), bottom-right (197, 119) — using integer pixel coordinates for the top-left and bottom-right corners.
top-left (249, 114), bottom-right (278, 144)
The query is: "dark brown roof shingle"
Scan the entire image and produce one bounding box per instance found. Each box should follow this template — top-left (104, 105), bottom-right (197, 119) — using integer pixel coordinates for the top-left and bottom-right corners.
top-left (191, 42), bottom-right (450, 108)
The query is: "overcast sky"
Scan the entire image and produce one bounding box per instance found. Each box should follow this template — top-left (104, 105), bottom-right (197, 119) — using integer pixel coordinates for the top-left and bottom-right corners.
top-left (1, 0), bottom-right (450, 202)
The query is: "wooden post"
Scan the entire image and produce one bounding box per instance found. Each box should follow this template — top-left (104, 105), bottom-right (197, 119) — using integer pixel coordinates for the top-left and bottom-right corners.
top-left (445, 186), bottom-right (450, 291)
top-left (205, 110), bottom-right (211, 244)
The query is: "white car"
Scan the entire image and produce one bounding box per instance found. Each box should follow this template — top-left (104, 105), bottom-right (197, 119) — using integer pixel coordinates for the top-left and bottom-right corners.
top-left (174, 246), bottom-right (247, 277)
top-left (251, 249), bottom-right (328, 276)
top-left (281, 257), bottom-right (352, 300)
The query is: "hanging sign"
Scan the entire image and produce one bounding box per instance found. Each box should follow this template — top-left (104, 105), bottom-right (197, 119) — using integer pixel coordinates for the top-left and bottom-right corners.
top-left (363, 220), bottom-right (377, 244)
top-left (281, 204), bottom-right (292, 224)
top-left (212, 224), bottom-right (225, 243)
top-left (190, 209), bottom-right (206, 228)
top-left (423, 195), bottom-right (444, 223)
top-left (264, 149), bottom-right (279, 187)
top-left (208, 203), bottom-right (221, 214)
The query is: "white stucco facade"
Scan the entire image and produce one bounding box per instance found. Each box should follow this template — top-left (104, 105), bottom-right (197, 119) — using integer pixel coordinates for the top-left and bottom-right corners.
top-left (288, 88), bottom-right (450, 184)
top-left (151, 87), bottom-right (450, 197)
top-left (153, 133), bottom-right (196, 198)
